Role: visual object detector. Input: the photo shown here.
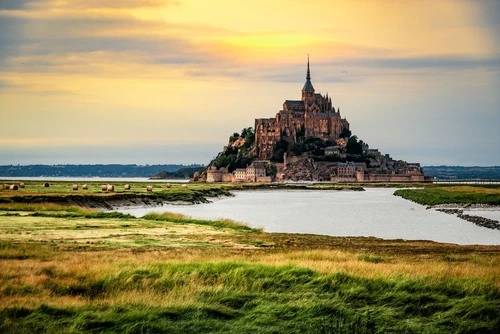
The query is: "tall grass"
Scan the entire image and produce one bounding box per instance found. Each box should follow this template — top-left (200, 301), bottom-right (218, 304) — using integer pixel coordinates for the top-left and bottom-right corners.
top-left (143, 212), bottom-right (261, 232)
top-left (0, 261), bottom-right (498, 333)
top-left (0, 202), bottom-right (90, 213)
top-left (1, 182), bottom-right (499, 332)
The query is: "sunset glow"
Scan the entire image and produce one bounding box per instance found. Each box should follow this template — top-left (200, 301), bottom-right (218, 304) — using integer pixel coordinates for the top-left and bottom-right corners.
top-left (0, 0), bottom-right (498, 165)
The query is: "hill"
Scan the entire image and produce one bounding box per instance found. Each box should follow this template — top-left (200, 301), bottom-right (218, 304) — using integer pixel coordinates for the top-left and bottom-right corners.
top-left (150, 166), bottom-right (205, 180)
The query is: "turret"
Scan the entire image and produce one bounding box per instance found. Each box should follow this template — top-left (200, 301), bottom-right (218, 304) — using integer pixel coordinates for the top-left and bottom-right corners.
top-left (301, 55), bottom-right (315, 105)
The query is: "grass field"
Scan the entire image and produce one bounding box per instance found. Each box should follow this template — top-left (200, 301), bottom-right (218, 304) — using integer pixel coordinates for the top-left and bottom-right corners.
top-left (0, 182), bottom-right (499, 332)
top-left (394, 185), bottom-right (500, 206)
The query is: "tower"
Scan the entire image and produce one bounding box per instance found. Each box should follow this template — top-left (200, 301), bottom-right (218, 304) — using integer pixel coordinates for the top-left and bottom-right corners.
top-left (301, 55), bottom-right (315, 105)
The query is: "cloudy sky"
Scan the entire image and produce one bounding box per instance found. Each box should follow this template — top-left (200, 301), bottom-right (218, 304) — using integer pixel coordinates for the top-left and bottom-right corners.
top-left (0, 0), bottom-right (499, 166)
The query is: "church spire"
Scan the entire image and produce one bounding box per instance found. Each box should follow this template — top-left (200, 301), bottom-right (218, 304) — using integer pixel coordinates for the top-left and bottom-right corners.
top-left (306, 54), bottom-right (311, 81)
top-left (302, 55), bottom-right (315, 93)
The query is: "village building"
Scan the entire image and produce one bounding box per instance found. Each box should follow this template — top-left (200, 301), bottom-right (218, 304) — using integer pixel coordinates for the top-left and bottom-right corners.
top-left (331, 162), bottom-right (366, 182)
top-left (206, 161), bottom-right (272, 183)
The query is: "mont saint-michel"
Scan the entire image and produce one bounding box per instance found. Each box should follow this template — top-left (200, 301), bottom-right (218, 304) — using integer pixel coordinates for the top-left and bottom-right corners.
top-left (195, 59), bottom-right (429, 183)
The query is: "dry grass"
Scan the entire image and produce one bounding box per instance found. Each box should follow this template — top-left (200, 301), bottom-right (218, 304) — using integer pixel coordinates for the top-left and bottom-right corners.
top-left (439, 186), bottom-right (500, 195)
top-left (1, 190), bottom-right (499, 332)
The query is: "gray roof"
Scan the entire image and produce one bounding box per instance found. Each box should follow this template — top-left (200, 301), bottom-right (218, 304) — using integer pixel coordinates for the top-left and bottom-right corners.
top-left (302, 57), bottom-right (315, 92)
top-left (285, 100), bottom-right (304, 106)
top-left (302, 80), bottom-right (315, 92)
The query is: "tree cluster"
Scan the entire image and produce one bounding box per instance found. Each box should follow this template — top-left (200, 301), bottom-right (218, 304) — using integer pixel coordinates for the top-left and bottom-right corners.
top-left (212, 127), bottom-right (256, 172)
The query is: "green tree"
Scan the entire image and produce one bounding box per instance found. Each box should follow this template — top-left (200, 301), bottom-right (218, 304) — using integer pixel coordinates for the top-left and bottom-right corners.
top-left (346, 136), bottom-right (363, 155)
top-left (339, 128), bottom-right (352, 138)
top-left (229, 132), bottom-right (240, 143)
top-left (271, 139), bottom-right (289, 162)
top-left (296, 125), bottom-right (305, 139)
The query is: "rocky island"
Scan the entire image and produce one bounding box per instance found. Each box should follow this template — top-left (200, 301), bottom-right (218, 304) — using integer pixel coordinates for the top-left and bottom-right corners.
top-left (194, 58), bottom-right (430, 183)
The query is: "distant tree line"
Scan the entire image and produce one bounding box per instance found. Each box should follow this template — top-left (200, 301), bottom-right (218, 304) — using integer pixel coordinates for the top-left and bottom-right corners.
top-left (151, 167), bottom-right (205, 179)
top-left (0, 164), bottom-right (204, 177)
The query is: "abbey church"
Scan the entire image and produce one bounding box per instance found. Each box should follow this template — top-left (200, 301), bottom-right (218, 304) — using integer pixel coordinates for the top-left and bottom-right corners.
top-left (255, 58), bottom-right (350, 160)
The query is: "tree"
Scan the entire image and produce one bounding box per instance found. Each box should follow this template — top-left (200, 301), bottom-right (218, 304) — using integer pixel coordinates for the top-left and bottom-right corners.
top-left (339, 128), bottom-right (352, 138)
top-left (241, 127), bottom-right (253, 139)
top-left (229, 132), bottom-right (240, 143)
top-left (267, 164), bottom-right (278, 178)
top-left (346, 136), bottom-right (363, 155)
top-left (325, 139), bottom-right (336, 147)
top-left (296, 125), bottom-right (305, 139)
top-left (271, 139), bottom-right (289, 162)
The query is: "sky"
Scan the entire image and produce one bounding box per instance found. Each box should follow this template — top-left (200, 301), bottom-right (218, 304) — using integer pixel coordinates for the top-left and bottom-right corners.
top-left (0, 0), bottom-right (499, 166)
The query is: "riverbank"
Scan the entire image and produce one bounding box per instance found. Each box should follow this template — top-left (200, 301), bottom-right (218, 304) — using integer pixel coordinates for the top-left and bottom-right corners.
top-left (394, 186), bottom-right (500, 231)
top-left (0, 180), bottom-right (365, 210)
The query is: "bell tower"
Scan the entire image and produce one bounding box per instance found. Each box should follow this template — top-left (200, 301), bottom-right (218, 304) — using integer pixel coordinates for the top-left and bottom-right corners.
top-left (301, 55), bottom-right (315, 105)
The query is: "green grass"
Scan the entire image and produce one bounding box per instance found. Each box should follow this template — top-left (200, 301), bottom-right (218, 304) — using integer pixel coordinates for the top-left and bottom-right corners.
top-left (394, 186), bottom-right (500, 206)
top-left (143, 212), bottom-right (261, 232)
top-left (1, 182), bottom-right (500, 332)
top-left (1, 262), bottom-right (499, 333)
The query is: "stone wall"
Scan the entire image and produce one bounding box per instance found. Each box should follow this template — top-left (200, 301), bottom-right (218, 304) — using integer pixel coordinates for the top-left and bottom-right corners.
top-left (366, 174), bottom-right (426, 182)
top-left (255, 118), bottom-right (280, 160)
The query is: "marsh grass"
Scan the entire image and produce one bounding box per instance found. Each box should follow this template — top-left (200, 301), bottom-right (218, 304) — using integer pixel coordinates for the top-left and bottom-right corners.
top-left (0, 202), bottom-right (90, 213)
top-left (1, 182), bottom-right (500, 332)
top-left (143, 212), bottom-right (261, 232)
top-left (0, 257), bottom-right (499, 333)
top-left (0, 233), bottom-right (499, 333)
top-left (29, 211), bottom-right (136, 219)
top-left (394, 186), bottom-right (500, 206)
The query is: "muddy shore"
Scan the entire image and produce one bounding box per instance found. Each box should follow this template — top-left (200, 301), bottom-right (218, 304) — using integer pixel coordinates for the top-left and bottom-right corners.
top-left (0, 188), bottom-right (234, 210)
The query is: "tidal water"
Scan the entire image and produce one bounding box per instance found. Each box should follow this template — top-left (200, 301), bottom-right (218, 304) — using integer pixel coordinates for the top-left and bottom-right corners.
top-left (118, 188), bottom-right (500, 245)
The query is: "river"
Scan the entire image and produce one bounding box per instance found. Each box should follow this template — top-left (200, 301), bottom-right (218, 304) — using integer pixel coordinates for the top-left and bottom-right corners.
top-left (117, 188), bottom-right (500, 246)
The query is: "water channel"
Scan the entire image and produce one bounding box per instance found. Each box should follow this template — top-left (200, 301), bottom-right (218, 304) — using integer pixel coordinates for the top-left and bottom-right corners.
top-left (117, 188), bottom-right (500, 245)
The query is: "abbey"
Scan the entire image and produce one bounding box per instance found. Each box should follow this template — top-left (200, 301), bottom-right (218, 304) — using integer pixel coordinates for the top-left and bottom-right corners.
top-left (196, 57), bottom-right (429, 183)
top-left (255, 58), bottom-right (350, 160)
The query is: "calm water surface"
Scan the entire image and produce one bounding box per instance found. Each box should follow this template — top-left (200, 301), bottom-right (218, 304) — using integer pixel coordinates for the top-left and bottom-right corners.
top-left (118, 188), bottom-right (500, 245)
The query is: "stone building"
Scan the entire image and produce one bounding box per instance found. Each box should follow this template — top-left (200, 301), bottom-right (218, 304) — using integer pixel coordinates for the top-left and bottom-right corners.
top-left (206, 166), bottom-right (224, 182)
top-left (246, 161), bottom-right (268, 182)
top-left (331, 162), bottom-right (366, 182)
top-left (255, 58), bottom-right (350, 160)
top-left (206, 161), bottom-right (271, 183)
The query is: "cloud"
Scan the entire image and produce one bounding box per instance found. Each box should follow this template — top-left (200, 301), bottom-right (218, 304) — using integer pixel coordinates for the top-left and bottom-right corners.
top-left (0, 78), bottom-right (13, 91)
top-left (0, 0), bottom-right (40, 10)
top-left (0, 0), bottom-right (175, 11)
top-left (352, 55), bottom-right (500, 71)
top-left (0, 6), bottom-right (235, 74)
top-left (58, 0), bottom-right (178, 9)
